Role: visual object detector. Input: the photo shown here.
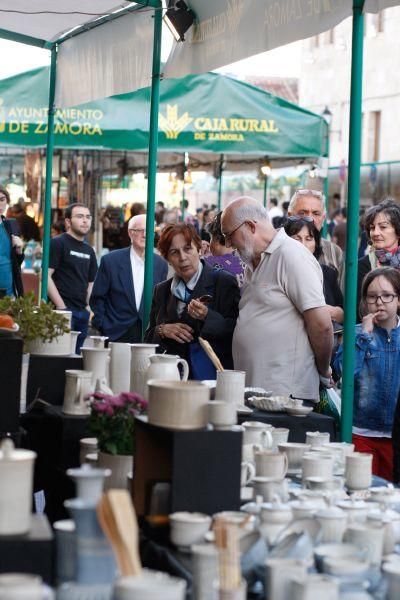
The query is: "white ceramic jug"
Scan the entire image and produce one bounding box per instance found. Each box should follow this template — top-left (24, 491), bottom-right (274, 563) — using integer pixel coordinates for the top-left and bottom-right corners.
top-left (0, 439), bottom-right (36, 535)
top-left (82, 347), bottom-right (110, 387)
top-left (130, 343), bottom-right (158, 398)
top-left (242, 421), bottom-right (273, 448)
top-left (145, 354), bottom-right (189, 399)
top-left (63, 370), bottom-right (93, 415)
top-left (109, 342), bottom-right (131, 393)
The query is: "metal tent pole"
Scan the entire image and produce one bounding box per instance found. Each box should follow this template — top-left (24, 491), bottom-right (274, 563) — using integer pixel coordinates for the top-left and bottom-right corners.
top-left (217, 155), bottom-right (223, 211)
top-left (341, 0), bottom-right (365, 442)
top-left (142, 2), bottom-right (162, 336)
top-left (263, 174), bottom-right (268, 208)
top-left (41, 44), bottom-right (57, 301)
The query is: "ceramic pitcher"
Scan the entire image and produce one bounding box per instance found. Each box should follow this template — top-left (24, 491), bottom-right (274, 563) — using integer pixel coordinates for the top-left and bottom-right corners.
top-left (130, 343), bottom-right (158, 398)
top-left (109, 342), bottom-right (131, 393)
top-left (82, 347), bottom-right (110, 387)
top-left (63, 370), bottom-right (93, 416)
top-left (0, 438), bottom-right (36, 535)
top-left (144, 354), bottom-right (189, 399)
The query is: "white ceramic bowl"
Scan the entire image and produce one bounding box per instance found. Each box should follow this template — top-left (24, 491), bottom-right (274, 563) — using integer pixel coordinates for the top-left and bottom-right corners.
top-left (169, 512), bottom-right (212, 549)
top-left (148, 380), bottom-right (209, 430)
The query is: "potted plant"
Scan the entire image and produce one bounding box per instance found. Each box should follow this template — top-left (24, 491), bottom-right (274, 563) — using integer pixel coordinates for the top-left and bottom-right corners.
top-left (0, 292), bottom-right (71, 354)
top-left (88, 391), bottom-right (147, 489)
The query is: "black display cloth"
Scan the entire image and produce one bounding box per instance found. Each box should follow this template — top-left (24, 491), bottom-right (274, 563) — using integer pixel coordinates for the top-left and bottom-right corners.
top-left (238, 409), bottom-right (338, 442)
top-left (27, 355), bottom-right (83, 407)
top-left (20, 404), bottom-right (90, 523)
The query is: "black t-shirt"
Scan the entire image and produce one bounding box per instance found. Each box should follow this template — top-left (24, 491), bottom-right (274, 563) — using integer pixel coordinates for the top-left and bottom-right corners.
top-left (49, 233), bottom-right (98, 310)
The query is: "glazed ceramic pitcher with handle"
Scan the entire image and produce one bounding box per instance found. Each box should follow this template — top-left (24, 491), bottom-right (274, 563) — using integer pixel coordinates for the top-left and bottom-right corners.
top-left (144, 354), bottom-right (189, 399)
top-left (63, 370), bottom-right (93, 416)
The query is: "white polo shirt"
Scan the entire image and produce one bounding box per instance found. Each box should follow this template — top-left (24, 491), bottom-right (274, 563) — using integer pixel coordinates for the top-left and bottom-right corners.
top-left (233, 228), bottom-right (326, 400)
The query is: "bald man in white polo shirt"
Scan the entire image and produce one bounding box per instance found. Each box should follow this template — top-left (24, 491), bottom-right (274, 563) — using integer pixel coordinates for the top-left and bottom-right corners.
top-left (221, 197), bottom-right (333, 400)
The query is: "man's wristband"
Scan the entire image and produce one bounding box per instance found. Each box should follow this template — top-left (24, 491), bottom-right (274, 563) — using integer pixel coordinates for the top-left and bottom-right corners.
top-left (319, 374), bottom-right (331, 386)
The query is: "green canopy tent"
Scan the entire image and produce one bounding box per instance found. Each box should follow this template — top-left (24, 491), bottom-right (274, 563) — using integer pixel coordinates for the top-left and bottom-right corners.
top-left (0, 67), bottom-right (327, 162)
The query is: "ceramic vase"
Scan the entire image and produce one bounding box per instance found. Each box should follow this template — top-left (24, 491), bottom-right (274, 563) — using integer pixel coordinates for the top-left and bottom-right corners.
top-left (64, 498), bottom-right (116, 585)
top-left (130, 343), bottom-right (158, 398)
top-left (109, 342), bottom-right (131, 393)
top-left (97, 451), bottom-right (133, 490)
top-left (0, 438), bottom-right (36, 535)
top-left (82, 347), bottom-right (110, 387)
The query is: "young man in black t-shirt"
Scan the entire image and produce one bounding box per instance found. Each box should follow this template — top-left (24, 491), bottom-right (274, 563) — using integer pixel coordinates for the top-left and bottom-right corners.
top-left (48, 203), bottom-right (97, 352)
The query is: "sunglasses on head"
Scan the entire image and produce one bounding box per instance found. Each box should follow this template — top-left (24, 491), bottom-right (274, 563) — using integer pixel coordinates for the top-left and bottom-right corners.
top-left (287, 215), bottom-right (314, 223)
top-left (295, 189), bottom-right (323, 198)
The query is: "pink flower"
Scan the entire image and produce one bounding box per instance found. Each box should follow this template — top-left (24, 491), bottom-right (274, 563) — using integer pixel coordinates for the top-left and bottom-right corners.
top-left (109, 395), bottom-right (125, 408)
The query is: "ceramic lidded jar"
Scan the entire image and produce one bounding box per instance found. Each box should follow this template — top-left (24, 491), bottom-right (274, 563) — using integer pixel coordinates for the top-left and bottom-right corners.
top-left (0, 438), bottom-right (36, 535)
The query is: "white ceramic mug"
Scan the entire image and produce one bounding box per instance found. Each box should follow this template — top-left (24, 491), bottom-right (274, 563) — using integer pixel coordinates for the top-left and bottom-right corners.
top-left (215, 370), bottom-right (245, 406)
top-left (169, 512), bottom-right (212, 549)
top-left (302, 453), bottom-right (334, 481)
top-left (242, 421), bottom-right (273, 447)
top-left (265, 558), bottom-right (307, 600)
top-left (208, 401), bottom-right (237, 430)
top-left (278, 442), bottom-right (311, 471)
top-left (271, 428), bottom-right (289, 450)
top-left (254, 450), bottom-right (288, 479)
top-left (345, 452), bottom-right (373, 490)
top-left (241, 461), bottom-right (256, 486)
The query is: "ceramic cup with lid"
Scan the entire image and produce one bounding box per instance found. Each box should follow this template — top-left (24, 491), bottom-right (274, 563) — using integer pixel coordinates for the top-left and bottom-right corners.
top-left (0, 438), bottom-right (36, 535)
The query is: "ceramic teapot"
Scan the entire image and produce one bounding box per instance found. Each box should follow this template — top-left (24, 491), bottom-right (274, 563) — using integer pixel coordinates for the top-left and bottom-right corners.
top-left (63, 370), bottom-right (93, 416)
top-left (145, 354), bottom-right (189, 399)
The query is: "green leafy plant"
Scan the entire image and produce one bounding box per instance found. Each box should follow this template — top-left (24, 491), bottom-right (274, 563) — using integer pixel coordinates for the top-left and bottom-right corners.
top-left (0, 292), bottom-right (70, 350)
top-left (88, 392), bottom-right (148, 455)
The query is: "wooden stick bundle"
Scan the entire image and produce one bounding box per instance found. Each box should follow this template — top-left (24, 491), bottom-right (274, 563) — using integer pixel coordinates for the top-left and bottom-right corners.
top-left (198, 337), bottom-right (224, 372)
top-left (213, 517), bottom-right (241, 591)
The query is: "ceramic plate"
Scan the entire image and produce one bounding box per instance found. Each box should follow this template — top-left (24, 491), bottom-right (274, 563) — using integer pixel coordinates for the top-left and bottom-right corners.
top-left (285, 406), bottom-right (313, 417)
top-left (237, 405), bottom-right (253, 415)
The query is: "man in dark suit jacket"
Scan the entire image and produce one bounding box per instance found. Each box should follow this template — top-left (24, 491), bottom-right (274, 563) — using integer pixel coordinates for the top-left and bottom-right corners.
top-left (90, 215), bottom-right (168, 342)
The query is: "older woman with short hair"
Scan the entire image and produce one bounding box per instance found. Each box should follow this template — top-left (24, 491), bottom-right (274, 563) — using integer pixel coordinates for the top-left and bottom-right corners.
top-left (205, 211), bottom-right (246, 287)
top-left (144, 223), bottom-right (240, 378)
top-left (357, 198), bottom-right (400, 320)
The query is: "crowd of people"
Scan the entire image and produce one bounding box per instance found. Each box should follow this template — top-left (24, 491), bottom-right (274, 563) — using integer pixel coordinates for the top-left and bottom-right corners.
top-left (2, 182), bottom-right (400, 482)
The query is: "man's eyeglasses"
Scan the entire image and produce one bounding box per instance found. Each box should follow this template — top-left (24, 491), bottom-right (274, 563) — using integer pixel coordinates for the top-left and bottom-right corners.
top-left (366, 293), bottom-right (398, 304)
top-left (129, 228), bottom-right (146, 234)
top-left (222, 221), bottom-right (246, 241)
top-left (287, 216), bottom-right (314, 224)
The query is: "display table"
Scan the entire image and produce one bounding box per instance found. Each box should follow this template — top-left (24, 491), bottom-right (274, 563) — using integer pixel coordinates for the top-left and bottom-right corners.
top-left (238, 409), bottom-right (338, 442)
top-left (20, 405), bottom-right (90, 523)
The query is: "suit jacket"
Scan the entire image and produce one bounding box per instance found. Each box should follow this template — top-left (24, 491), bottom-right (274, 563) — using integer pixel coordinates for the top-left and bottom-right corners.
top-left (90, 248), bottom-right (168, 341)
top-left (144, 260), bottom-right (240, 370)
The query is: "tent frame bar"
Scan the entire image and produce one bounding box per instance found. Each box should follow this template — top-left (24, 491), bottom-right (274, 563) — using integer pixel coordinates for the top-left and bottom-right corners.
top-left (40, 44), bottom-right (58, 301)
top-left (341, 0), bottom-right (365, 442)
top-left (142, 0), bottom-right (163, 335)
top-left (0, 28), bottom-right (47, 48)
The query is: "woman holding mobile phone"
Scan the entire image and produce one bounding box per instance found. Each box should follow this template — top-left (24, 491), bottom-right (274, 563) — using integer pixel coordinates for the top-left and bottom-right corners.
top-left (144, 223), bottom-right (240, 379)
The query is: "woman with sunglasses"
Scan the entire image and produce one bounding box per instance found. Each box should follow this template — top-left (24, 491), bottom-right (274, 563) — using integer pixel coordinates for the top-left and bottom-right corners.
top-left (284, 216), bottom-right (343, 324)
top-left (334, 267), bottom-right (400, 481)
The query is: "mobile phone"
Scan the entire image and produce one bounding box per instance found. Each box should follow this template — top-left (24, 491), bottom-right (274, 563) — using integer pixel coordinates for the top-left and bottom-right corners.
top-left (198, 294), bottom-right (213, 304)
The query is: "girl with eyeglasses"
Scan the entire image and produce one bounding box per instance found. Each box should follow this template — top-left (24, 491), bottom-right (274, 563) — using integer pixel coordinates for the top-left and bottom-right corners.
top-left (334, 267), bottom-right (400, 481)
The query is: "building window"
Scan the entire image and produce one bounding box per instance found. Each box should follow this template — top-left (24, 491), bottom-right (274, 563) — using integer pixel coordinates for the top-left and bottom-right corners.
top-left (365, 11), bottom-right (384, 37)
top-left (367, 111), bottom-right (381, 162)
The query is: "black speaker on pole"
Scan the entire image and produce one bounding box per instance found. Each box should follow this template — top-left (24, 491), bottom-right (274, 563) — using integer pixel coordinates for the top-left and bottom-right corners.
top-left (0, 336), bottom-right (23, 433)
